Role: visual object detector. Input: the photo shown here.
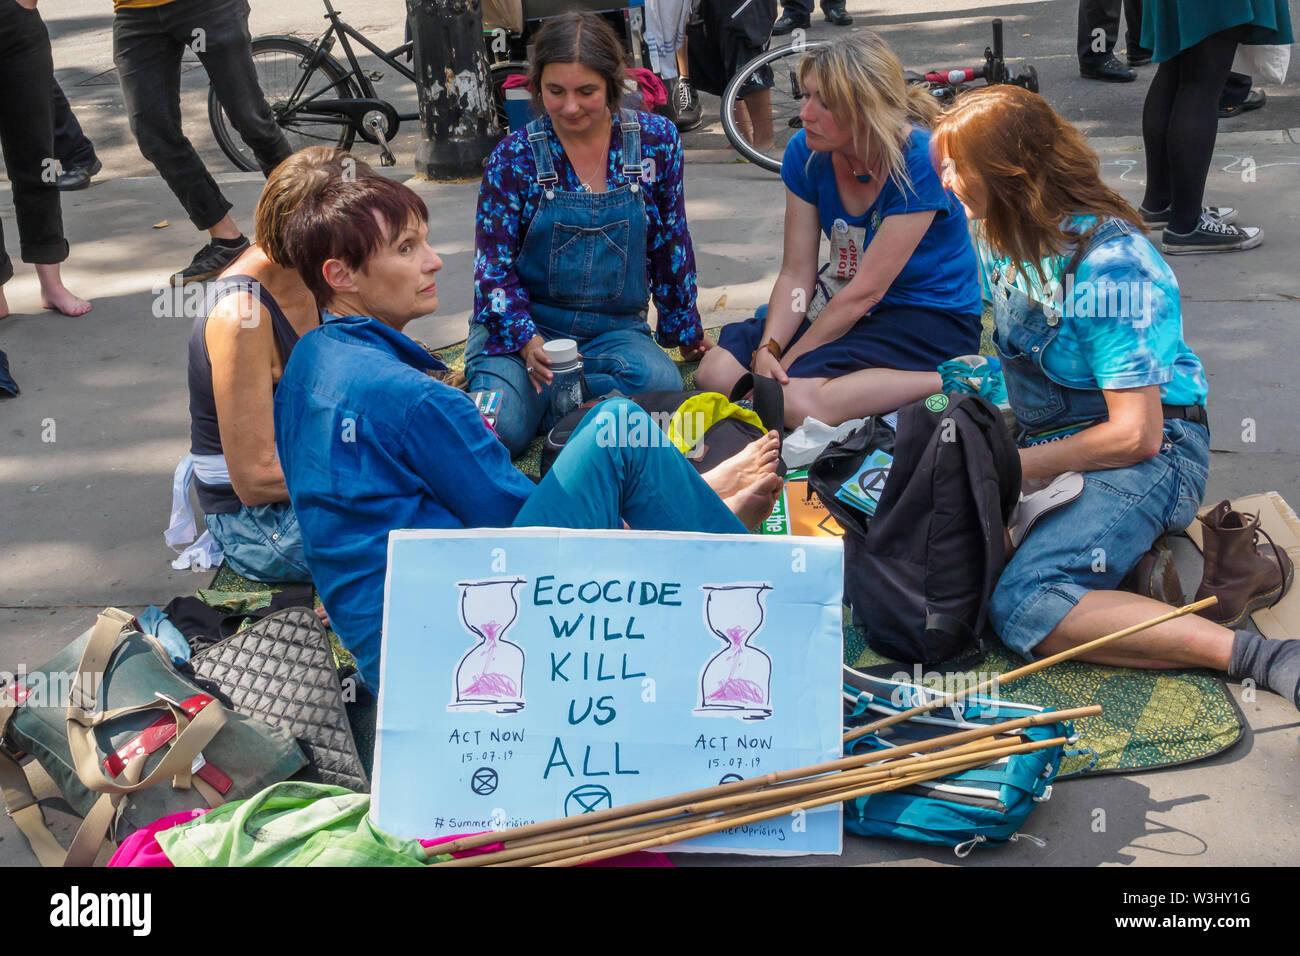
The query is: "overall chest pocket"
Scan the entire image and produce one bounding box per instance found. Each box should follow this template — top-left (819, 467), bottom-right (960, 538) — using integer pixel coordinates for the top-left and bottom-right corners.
top-left (993, 292), bottom-right (1067, 427)
top-left (549, 219), bottom-right (630, 305)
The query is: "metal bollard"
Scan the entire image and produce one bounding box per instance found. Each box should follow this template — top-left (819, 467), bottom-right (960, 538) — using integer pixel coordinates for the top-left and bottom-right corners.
top-left (407, 0), bottom-right (503, 181)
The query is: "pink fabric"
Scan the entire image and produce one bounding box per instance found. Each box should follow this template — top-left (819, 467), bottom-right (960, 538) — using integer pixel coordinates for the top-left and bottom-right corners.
top-left (500, 68), bottom-right (669, 110)
top-left (421, 832), bottom-right (674, 867)
top-left (107, 809), bottom-right (210, 867)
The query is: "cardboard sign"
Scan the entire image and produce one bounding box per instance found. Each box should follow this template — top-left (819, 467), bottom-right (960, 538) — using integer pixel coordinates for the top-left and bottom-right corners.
top-left (373, 529), bottom-right (845, 855)
top-left (757, 468), bottom-right (844, 538)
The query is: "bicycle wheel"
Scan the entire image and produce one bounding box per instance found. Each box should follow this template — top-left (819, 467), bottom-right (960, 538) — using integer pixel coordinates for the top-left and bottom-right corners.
top-left (208, 36), bottom-right (359, 173)
top-left (722, 40), bottom-right (828, 174)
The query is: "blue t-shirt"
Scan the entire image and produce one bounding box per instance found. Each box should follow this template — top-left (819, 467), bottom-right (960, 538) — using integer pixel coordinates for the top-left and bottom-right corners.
top-left (781, 126), bottom-right (981, 316)
top-left (274, 313), bottom-right (535, 689)
top-left (975, 216), bottom-right (1208, 407)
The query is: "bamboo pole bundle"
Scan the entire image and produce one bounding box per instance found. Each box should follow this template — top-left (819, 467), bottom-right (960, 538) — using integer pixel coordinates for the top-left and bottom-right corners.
top-left (436, 734), bottom-right (1066, 867)
top-left (427, 704), bottom-right (1098, 857)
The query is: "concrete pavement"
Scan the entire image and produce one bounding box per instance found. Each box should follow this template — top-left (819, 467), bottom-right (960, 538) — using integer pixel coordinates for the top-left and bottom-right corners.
top-left (0, 0), bottom-right (1297, 867)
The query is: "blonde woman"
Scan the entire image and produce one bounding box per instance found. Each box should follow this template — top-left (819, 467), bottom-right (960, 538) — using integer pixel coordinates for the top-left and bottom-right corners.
top-left (695, 32), bottom-right (983, 427)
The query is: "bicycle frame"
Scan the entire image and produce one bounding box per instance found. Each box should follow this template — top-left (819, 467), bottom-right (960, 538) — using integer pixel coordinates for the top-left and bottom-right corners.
top-left (297, 0), bottom-right (418, 123)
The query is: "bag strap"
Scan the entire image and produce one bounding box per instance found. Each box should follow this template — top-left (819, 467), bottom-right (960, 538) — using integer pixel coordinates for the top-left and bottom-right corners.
top-left (0, 704), bottom-right (68, 866)
top-left (729, 372), bottom-right (785, 439)
top-left (64, 609), bottom-right (228, 798)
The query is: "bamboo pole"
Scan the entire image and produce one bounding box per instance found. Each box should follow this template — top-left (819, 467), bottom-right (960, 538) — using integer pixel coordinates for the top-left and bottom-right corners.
top-left (499, 744), bottom-right (1045, 868)
top-left (425, 704), bottom-right (1099, 856)
top-left (535, 738), bottom-right (1068, 868)
top-left (437, 734), bottom-right (1055, 868)
top-left (843, 597), bottom-right (1216, 742)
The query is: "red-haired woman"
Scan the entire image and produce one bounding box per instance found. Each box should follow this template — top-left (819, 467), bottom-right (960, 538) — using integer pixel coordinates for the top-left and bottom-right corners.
top-left (933, 86), bottom-right (1297, 712)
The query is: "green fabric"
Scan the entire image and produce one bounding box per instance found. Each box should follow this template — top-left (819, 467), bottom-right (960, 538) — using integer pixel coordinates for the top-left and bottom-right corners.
top-left (194, 589), bottom-right (274, 614)
top-left (155, 781), bottom-right (449, 867)
top-left (1141, 0), bottom-right (1294, 63)
top-left (844, 607), bottom-right (1244, 777)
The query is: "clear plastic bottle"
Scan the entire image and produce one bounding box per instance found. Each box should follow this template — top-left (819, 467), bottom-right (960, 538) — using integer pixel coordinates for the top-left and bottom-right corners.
top-left (544, 338), bottom-right (588, 420)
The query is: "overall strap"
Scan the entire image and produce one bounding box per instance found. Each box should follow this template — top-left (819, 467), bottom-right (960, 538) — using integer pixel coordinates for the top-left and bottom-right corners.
top-left (526, 119), bottom-right (559, 192)
top-left (1063, 217), bottom-right (1133, 278)
top-left (619, 109), bottom-right (645, 187)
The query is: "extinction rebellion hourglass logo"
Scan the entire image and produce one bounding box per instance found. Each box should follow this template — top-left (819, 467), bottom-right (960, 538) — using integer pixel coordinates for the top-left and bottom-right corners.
top-left (448, 578), bottom-right (528, 715)
top-left (694, 583), bottom-right (774, 721)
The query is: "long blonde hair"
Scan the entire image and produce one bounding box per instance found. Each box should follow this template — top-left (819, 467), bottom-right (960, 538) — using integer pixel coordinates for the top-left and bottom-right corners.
top-left (798, 32), bottom-right (940, 195)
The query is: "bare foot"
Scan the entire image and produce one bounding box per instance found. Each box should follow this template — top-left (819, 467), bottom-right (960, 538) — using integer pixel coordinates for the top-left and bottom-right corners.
top-left (702, 430), bottom-right (781, 499)
top-left (724, 472), bottom-right (785, 530)
top-left (40, 286), bottom-right (92, 316)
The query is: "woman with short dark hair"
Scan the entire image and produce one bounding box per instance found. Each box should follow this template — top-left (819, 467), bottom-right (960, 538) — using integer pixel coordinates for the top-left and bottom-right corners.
top-left (467, 10), bottom-right (709, 457)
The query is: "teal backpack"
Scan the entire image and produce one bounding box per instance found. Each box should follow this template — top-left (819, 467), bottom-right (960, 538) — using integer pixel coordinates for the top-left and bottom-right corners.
top-left (841, 666), bottom-right (1094, 856)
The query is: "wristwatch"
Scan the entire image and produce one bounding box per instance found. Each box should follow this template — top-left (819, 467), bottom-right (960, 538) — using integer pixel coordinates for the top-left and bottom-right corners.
top-left (751, 338), bottom-right (782, 367)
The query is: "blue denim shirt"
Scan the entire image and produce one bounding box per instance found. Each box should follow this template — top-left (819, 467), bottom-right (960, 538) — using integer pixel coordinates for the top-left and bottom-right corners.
top-left (274, 313), bottom-right (535, 688)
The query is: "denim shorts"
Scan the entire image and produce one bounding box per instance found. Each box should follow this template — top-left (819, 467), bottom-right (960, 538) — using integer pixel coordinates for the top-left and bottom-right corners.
top-left (991, 419), bottom-right (1210, 657)
top-left (205, 501), bottom-right (312, 584)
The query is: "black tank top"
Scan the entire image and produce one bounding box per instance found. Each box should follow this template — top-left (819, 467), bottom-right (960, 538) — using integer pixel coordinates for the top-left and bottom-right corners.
top-left (187, 276), bottom-right (305, 514)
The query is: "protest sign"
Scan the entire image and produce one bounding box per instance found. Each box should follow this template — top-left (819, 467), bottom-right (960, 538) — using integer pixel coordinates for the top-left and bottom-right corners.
top-left (372, 529), bottom-right (844, 855)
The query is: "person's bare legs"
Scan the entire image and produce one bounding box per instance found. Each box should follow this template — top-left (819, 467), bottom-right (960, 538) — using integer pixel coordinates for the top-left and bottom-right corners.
top-left (694, 342), bottom-right (749, 396)
top-left (1034, 590), bottom-right (1233, 670)
top-left (783, 369), bottom-right (943, 428)
top-left (34, 263), bottom-right (91, 316)
top-left (0, 284), bottom-right (8, 320)
top-left (742, 88), bottom-right (774, 150)
top-left (702, 430), bottom-right (781, 499)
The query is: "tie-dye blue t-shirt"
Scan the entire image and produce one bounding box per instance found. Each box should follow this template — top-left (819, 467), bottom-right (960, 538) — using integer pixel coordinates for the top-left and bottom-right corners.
top-left (974, 216), bottom-right (1208, 407)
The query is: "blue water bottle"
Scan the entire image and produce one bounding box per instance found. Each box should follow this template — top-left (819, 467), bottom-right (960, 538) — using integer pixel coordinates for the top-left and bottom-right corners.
top-left (544, 338), bottom-right (588, 420)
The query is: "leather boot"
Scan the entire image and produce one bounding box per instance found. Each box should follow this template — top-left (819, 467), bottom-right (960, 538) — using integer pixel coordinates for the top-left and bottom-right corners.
top-left (1194, 500), bottom-right (1295, 628)
top-left (1121, 536), bottom-right (1184, 606)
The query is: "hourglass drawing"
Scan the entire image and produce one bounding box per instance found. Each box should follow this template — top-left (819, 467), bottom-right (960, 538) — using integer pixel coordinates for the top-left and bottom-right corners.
top-left (447, 577), bottom-right (527, 714)
top-left (693, 583), bottom-right (774, 721)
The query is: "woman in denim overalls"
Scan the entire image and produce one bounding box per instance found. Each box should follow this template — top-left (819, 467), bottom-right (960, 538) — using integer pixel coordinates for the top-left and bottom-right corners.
top-left (468, 12), bottom-right (708, 457)
top-left (932, 86), bottom-right (1300, 712)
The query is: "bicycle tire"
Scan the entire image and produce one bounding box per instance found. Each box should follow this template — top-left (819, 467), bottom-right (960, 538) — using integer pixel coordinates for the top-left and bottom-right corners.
top-left (722, 40), bottom-right (829, 175)
top-left (208, 36), bottom-right (359, 173)
top-left (489, 60), bottom-right (531, 134)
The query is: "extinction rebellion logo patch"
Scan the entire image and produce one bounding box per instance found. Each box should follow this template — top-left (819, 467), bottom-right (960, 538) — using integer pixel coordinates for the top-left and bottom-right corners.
top-left (924, 394), bottom-right (949, 413)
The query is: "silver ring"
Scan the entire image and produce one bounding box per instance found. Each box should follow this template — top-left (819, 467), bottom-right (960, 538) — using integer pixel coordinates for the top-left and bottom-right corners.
top-left (526, 365), bottom-right (534, 373)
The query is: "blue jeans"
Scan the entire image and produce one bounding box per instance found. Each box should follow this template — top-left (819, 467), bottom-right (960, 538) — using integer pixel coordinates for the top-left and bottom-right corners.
top-left (466, 321), bottom-right (684, 458)
top-left (205, 500), bottom-right (313, 584)
top-left (512, 398), bottom-right (746, 533)
top-left (991, 419), bottom-right (1210, 657)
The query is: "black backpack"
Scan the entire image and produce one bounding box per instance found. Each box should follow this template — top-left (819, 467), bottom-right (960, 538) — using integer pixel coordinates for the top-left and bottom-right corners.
top-left (540, 373), bottom-right (786, 478)
top-left (809, 393), bottom-right (1021, 664)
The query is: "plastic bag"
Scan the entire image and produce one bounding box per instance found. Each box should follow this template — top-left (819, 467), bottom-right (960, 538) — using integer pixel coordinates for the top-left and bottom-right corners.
top-left (782, 416), bottom-right (868, 468)
top-left (1232, 44), bottom-right (1291, 86)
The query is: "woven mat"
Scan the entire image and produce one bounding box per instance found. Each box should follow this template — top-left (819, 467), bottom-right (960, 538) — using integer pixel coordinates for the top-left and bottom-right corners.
top-left (844, 609), bottom-right (1244, 778)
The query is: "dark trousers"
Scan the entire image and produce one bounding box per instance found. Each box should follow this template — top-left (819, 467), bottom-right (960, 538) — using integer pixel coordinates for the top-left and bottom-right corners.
top-left (781, 0), bottom-right (842, 17)
top-left (1077, 0), bottom-right (1148, 65)
top-left (0, 1), bottom-right (68, 284)
top-left (52, 79), bottom-right (98, 170)
top-left (113, 0), bottom-right (291, 231)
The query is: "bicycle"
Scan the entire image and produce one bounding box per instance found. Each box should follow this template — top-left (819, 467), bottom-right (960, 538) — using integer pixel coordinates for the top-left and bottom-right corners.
top-left (208, 0), bottom-right (528, 171)
top-left (721, 18), bottom-right (1040, 174)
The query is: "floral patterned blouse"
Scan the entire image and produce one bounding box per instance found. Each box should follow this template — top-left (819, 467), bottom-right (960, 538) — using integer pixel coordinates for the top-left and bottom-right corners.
top-left (472, 110), bottom-right (703, 355)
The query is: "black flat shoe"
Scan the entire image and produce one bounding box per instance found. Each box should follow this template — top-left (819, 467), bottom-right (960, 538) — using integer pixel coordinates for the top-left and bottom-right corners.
top-left (57, 157), bottom-right (102, 191)
top-left (1126, 48), bottom-right (1153, 67)
top-left (823, 5), bottom-right (853, 26)
top-left (1219, 88), bottom-right (1266, 118)
top-left (772, 12), bottom-right (810, 35)
top-left (1080, 54), bottom-right (1136, 83)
